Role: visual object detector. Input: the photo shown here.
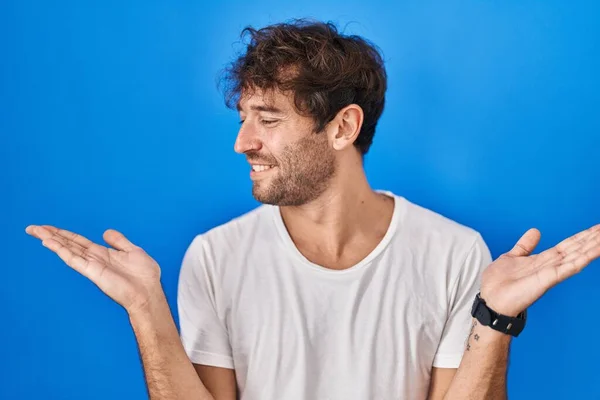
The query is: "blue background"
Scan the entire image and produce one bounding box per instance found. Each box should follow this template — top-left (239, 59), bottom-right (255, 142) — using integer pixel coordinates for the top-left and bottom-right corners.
top-left (2, 1), bottom-right (599, 399)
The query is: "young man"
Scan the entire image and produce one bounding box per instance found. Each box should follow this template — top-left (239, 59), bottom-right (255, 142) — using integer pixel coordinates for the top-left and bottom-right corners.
top-left (26, 20), bottom-right (600, 400)
top-left (178, 20), bottom-right (488, 399)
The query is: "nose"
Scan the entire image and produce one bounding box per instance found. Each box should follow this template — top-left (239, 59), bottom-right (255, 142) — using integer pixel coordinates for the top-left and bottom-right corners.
top-left (234, 120), bottom-right (263, 154)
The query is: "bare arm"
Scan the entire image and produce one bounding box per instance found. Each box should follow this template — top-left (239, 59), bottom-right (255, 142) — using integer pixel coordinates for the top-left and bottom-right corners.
top-left (442, 224), bottom-right (600, 399)
top-left (427, 368), bottom-right (456, 400)
top-left (24, 225), bottom-right (218, 400)
top-left (193, 364), bottom-right (237, 400)
top-left (129, 287), bottom-right (216, 400)
top-left (441, 319), bottom-right (510, 400)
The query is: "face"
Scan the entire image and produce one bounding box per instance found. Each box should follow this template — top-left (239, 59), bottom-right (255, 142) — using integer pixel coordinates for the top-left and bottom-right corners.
top-left (235, 89), bottom-right (336, 206)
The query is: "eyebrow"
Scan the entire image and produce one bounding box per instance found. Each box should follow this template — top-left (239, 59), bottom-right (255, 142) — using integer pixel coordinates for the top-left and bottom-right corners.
top-left (236, 103), bottom-right (284, 114)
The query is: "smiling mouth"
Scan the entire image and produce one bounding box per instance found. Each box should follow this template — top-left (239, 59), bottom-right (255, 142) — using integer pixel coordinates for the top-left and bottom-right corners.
top-left (251, 164), bottom-right (276, 172)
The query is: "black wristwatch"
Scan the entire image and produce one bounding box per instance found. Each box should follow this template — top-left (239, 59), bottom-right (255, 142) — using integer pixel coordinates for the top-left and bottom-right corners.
top-left (470, 292), bottom-right (527, 337)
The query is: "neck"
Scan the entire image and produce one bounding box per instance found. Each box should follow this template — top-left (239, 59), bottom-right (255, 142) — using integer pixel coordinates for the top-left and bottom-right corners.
top-left (278, 170), bottom-right (395, 267)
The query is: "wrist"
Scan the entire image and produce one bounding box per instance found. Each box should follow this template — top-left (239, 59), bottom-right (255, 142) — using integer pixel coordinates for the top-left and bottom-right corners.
top-left (479, 289), bottom-right (522, 317)
top-left (471, 292), bottom-right (527, 338)
top-left (127, 285), bottom-right (169, 322)
top-left (472, 317), bottom-right (513, 343)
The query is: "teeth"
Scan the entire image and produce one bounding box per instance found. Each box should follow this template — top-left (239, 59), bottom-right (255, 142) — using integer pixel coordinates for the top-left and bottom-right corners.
top-left (252, 165), bottom-right (274, 172)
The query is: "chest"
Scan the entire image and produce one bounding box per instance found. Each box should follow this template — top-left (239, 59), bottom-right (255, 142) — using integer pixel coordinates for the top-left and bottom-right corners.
top-left (222, 256), bottom-right (447, 397)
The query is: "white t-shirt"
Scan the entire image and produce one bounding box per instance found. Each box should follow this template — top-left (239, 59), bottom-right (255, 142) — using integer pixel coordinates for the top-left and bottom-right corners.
top-left (177, 192), bottom-right (492, 400)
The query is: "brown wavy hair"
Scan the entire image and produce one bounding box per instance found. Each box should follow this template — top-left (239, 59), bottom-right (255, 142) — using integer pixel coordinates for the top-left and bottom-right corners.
top-left (220, 19), bottom-right (387, 155)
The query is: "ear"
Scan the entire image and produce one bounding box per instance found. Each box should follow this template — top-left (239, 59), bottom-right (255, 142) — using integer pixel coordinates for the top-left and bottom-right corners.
top-left (328, 104), bottom-right (364, 151)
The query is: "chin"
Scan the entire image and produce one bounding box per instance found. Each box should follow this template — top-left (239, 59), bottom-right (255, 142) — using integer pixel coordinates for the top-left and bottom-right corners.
top-left (251, 177), bottom-right (320, 206)
top-left (252, 183), bottom-right (277, 205)
top-left (252, 185), bottom-right (287, 206)
top-left (252, 187), bottom-right (311, 207)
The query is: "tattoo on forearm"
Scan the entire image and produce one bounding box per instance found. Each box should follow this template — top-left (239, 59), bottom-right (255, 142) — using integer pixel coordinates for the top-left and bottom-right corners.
top-left (465, 320), bottom-right (478, 351)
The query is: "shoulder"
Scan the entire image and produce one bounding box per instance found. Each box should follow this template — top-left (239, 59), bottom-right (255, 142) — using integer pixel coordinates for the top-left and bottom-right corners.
top-left (394, 194), bottom-right (485, 253)
top-left (387, 193), bottom-right (491, 282)
top-left (388, 194), bottom-right (492, 307)
top-left (194, 204), bottom-right (273, 247)
top-left (182, 204), bottom-right (277, 271)
top-left (178, 205), bottom-right (282, 304)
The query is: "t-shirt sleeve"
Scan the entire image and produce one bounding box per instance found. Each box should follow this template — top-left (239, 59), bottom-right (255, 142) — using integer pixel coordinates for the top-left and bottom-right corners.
top-left (432, 233), bottom-right (493, 368)
top-left (177, 235), bottom-right (234, 369)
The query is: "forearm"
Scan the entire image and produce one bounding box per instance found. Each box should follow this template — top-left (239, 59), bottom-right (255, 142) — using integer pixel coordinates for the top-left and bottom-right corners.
top-left (443, 318), bottom-right (511, 400)
top-left (128, 288), bottom-right (214, 400)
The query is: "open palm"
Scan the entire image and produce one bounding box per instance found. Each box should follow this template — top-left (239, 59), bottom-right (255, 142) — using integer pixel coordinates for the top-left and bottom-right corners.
top-left (481, 224), bottom-right (600, 317)
top-left (25, 225), bottom-right (161, 313)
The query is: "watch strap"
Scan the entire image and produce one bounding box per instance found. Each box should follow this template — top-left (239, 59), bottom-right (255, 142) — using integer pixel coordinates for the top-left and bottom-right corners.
top-left (470, 292), bottom-right (527, 337)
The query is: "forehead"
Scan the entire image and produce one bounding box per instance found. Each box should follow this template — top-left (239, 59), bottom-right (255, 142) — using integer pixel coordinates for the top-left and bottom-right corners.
top-left (236, 88), bottom-right (293, 113)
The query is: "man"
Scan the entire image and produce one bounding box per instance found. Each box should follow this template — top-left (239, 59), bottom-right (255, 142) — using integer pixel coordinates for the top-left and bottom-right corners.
top-left (26, 20), bottom-right (599, 400)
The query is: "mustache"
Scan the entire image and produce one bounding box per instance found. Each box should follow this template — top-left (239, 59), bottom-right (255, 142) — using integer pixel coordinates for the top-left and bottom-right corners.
top-left (246, 152), bottom-right (278, 165)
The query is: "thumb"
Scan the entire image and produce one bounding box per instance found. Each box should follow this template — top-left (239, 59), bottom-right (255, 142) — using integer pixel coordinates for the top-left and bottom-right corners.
top-left (507, 228), bottom-right (541, 257)
top-left (103, 229), bottom-right (138, 252)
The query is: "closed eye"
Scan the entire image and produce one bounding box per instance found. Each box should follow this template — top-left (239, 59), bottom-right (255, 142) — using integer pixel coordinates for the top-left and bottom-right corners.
top-left (261, 119), bottom-right (278, 125)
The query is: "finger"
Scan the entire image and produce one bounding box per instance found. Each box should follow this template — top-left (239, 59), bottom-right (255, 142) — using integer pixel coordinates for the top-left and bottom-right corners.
top-left (537, 225), bottom-right (600, 267)
top-left (49, 227), bottom-right (111, 261)
top-left (507, 228), bottom-right (542, 257)
top-left (103, 229), bottom-right (138, 252)
top-left (560, 232), bottom-right (600, 267)
top-left (28, 226), bottom-right (109, 263)
top-left (26, 226), bottom-right (67, 244)
top-left (565, 225), bottom-right (600, 254)
top-left (42, 237), bottom-right (100, 281)
top-left (561, 229), bottom-right (600, 261)
top-left (26, 225), bottom-right (65, 242)
top-left (555, 224), bottom-right (600, 254)
top-left (581, 228), bottom-right (600, 255)
top-left (538, 244), bottom-right (600, 287)
top-left (27, 225), bottom-right (93, 249)
top-left (39, 226), bottom-right (86, 252)
top-left (47, 234), bottom-right (88, 259)
top-left (40, 225), bottom-right (59, 233)
top-left (46, 226), bottom-right (95, 249)
top-left (25, 225), bottom-right (46, 239)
